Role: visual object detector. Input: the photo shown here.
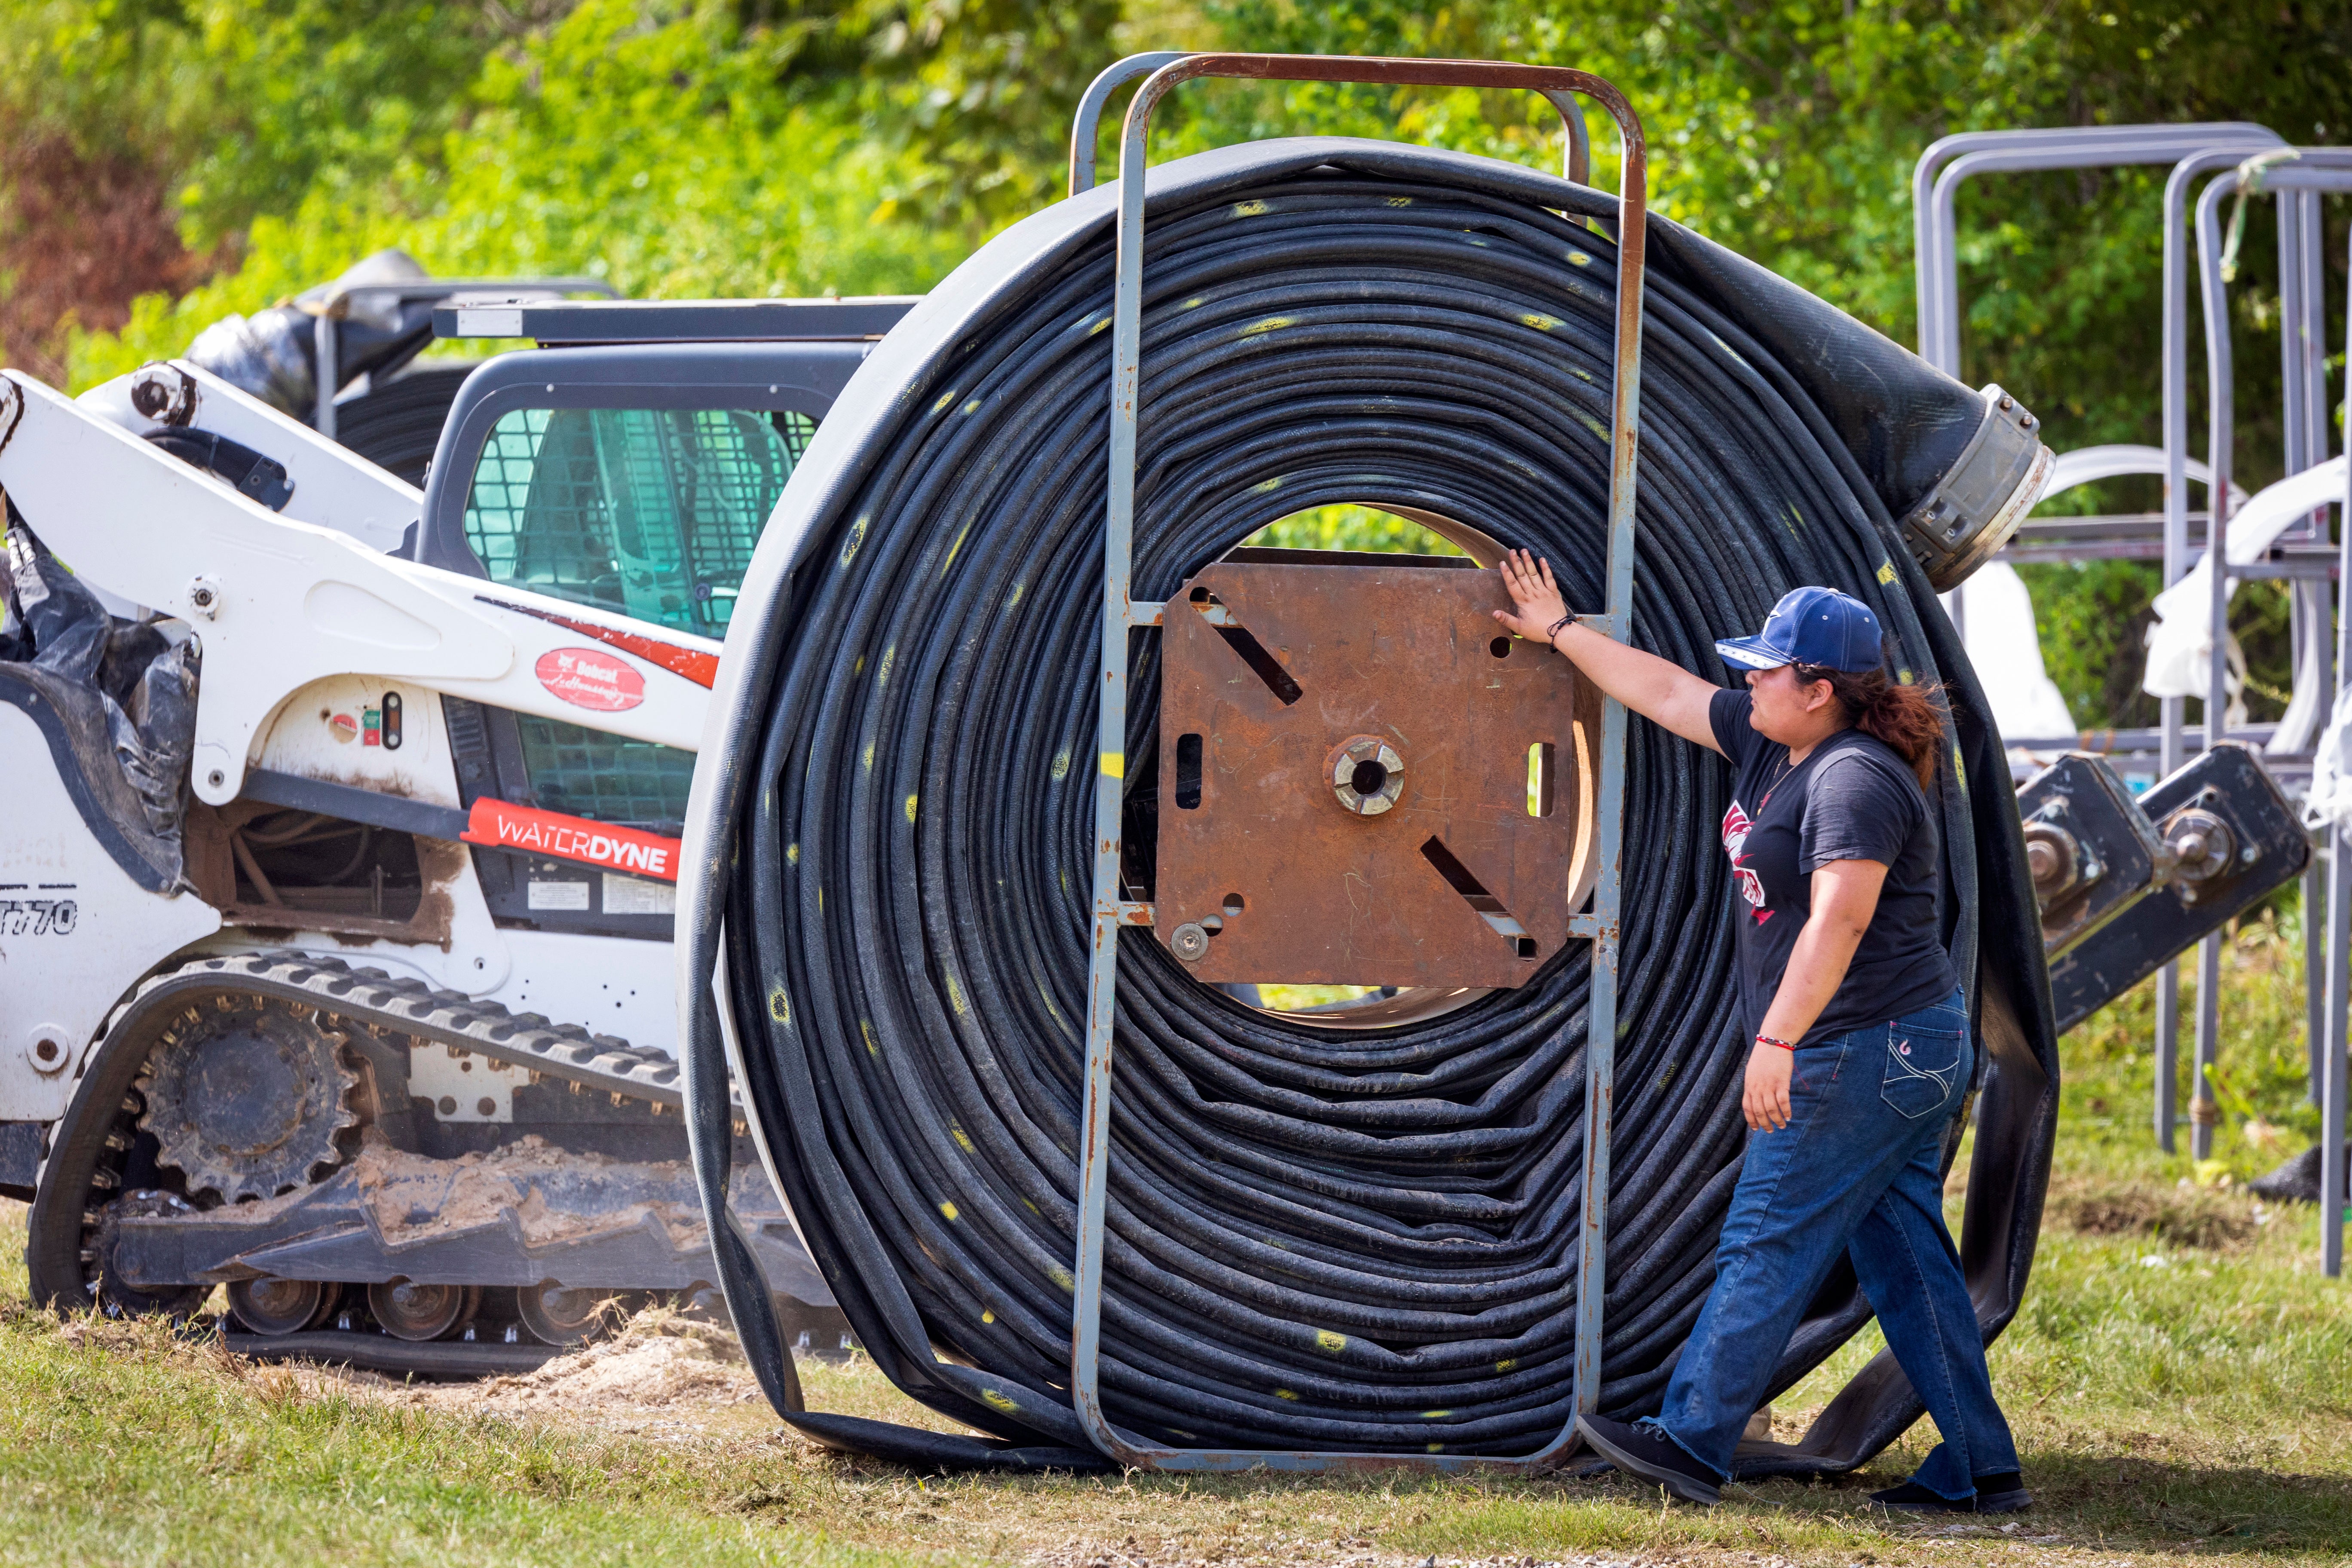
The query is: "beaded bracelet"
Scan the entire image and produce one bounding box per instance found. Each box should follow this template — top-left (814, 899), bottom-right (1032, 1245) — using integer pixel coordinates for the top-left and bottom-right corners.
top-left (1755, 1034), bottom-right (1797, 1052)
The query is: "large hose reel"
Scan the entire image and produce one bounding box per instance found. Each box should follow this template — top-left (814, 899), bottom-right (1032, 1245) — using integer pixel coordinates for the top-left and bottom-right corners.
top-left (677, 96), bottom-right (2060, 1476)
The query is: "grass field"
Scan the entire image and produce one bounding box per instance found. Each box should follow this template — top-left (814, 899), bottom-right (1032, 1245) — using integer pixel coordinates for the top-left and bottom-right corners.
top-left (6, 913), bottom-right (2349, 1566)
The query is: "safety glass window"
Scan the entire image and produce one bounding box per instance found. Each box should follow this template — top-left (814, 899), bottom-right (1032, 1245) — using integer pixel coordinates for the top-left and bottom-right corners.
top-left (461, 407), bottom-right (815, 635)
top-left (515, 716), bottom-right (695, 835)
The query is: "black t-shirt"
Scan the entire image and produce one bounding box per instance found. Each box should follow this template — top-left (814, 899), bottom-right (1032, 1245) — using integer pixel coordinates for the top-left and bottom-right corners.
top-left (1708, 689), bottom-right (1957, 1045)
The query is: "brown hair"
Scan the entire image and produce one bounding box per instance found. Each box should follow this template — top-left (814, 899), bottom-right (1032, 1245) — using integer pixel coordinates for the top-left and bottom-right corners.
top-left (1794, 655), bottom-right (1950, 791)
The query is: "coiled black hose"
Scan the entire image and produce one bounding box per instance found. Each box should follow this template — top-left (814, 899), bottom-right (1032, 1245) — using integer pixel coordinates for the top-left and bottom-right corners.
top-left (678, 139), bottom-right (2058, 1473)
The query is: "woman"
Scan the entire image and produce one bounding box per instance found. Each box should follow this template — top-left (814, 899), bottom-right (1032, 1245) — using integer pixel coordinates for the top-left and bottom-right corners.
top-left (1492, 551), bottom-right (2026, 1515)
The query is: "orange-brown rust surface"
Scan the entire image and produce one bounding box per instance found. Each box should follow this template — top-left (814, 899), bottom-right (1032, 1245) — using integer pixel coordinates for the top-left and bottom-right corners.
top-left (1155, 561), bottom-right (1599, 988)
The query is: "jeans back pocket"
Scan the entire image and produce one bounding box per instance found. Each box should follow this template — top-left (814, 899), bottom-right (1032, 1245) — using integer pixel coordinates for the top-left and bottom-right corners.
top-left (1880, 1025), bottom-right (1966, 1120)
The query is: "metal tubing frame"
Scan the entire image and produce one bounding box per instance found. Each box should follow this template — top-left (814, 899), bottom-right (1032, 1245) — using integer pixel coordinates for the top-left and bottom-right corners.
top-left (1067, 53), bottom-right (1593, 196)
top-left (1068, 51), bottom-right (1648, 1472)
top-left (1907, 125), bottom-right (2299, 1156)
top-left (2210, 155), bottom-right (2352, 1277)
top-left (2164, 150), bottom-right (2341, 1155)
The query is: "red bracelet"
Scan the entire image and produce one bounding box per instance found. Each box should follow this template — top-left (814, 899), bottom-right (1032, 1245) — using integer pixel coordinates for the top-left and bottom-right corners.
top-left (1755, 1034), bottom-right (1797, 1052)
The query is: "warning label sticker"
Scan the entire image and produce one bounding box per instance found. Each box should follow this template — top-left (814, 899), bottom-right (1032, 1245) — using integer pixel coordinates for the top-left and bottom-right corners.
top-left (535, 646), bottom-right (646, 712)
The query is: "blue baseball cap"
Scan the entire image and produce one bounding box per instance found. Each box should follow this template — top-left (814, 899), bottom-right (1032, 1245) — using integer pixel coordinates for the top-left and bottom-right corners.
top-left (1715, 586), bottom-right (1883, 673)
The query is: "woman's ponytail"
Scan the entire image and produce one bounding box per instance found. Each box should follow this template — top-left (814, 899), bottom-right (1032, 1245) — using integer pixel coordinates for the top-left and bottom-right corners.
top-left (1800, 649), bottom-right (1951, 791)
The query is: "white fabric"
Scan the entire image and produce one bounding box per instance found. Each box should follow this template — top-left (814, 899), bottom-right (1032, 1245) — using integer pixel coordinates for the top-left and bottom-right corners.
top-left (1944, 563), bottom-right (2076, 741)
top-left (2143, 456), bottom-right (2349, 700)
top-left (2043, 444), bottom-right (2248, 509)
top-left (2303, 683), bottom-right (2352, 833)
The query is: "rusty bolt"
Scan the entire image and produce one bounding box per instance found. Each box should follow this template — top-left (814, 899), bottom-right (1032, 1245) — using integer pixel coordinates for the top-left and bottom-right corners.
top-left (1170, 923), bottom-right (1210, 962)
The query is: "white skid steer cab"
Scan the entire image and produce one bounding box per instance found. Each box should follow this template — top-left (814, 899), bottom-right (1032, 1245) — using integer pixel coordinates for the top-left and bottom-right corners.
top-left (0, 290), bottom-right (913, 1372)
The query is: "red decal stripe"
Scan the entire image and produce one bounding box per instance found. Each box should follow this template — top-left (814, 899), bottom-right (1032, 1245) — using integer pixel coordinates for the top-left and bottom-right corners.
top-left (476, 596), bottom-right (719, 689)
top-left (460, 799), bottom-right (683, 883)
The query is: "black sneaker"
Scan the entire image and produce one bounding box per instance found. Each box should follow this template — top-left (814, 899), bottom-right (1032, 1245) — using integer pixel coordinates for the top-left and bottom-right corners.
top-left (1871, 1472), bottom-right (2033, 1514)
top-left (1575, 1414), bottom-right (1722, 1505)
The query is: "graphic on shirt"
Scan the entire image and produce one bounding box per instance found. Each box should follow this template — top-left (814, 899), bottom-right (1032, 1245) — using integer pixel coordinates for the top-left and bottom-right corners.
top-left (1720, 799), bottom-right (1770, 921)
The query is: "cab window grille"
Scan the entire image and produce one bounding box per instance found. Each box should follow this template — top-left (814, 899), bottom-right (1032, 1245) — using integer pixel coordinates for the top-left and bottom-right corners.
top-left (462, 407), bottom-right (811, 634)
top-left (514, 716), bottom-right (694, 833)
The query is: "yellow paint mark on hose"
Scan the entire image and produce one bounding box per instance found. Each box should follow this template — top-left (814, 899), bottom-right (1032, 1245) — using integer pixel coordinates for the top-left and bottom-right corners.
top-left (1314, 1329), bottom-right (1347, 1354)
top-left (952, 1125), bottom-right (976, 1153)
top-left (904, 793), bottom-right (919, 825)
top-left (1099, 752), bottom-right (1124, 780)
top-left (932, 389), bottom-right (959, 414)
top-left (1274, 1388), bottom-right (1298, 1400)
top-left (1579, 413), bottom-right (1610, 440)
top-left (1386, 196), bottom-right (1412, 208)
top-left (1568, 250), bottom-right (1592, 267)
top-left (981, 1308), bottom-right (996, 1324)
top-left (1253, 476), bottom-right (1282, 493)
top-left (1421, 1409), bottom-right (1451, 1419)
top-left (1520, 312), bottom-right (1562, 332)
top-left (1240, 315), bottom-right (1295, 336)
top-left (861, 1019), bottom-right (879, 1057)
top-left (1877, 560), bottom-right (1899, 585)
top-left (962, 398), bottom-right (983, 416)
top-left (1232, 199), bottom-right (1269, 217)
top-left (768, 988), bottom-right (791, 1025)
top-left (862, 741), bottom-right (875, 772)
top-left (1494, 1357), bottom-right (1517, 1372)
top-left (938, 1200), bottom-right (959, 1221)
top-left (1047, 1264), bottom-right (1075, 1292)
top-left (980, 1388), bottom-right (1020, 1413)
top-left (1007, 582), bottom-right (1024, 608)
top-left (943, 523), bottom-right (971, 574)
top-left (1087, 315), bottom-right (1112, 336)
top-left (839, 514), bottom-right (869, 568)
top-left (876, 644), bottom-right (895, 688)
top-left (1427, 1442), bottom-right (1444, 1453)
top-left (945, 970), bottom-right (969, 1016)
top-left (787, 842), bottom-right (800, 866)
top-left (1051, 747), bottom-right (1072, 781)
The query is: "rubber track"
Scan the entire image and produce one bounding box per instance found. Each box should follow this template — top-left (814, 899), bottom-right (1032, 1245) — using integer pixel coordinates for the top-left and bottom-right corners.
top-left (101, 952), bottom-right (720, 1108)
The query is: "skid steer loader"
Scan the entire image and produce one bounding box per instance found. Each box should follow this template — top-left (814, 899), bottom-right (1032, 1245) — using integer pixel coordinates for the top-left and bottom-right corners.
top-left (0, 294), bottom-right (912, 1373)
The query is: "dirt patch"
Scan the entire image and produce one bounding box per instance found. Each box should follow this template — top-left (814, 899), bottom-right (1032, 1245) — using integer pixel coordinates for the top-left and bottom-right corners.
top-left (2043, 1179), bottom-right (2258, 1250)
top-left (290, 1311), bottom-right (763, 1427)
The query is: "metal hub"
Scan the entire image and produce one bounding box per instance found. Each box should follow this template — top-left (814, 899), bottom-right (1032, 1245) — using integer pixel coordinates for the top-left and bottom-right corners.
top-left (518, 1283), bottom-right (633, 1347)
top-left (368, 1279), bottom-right (480, 1342)
top-left (228, 1277), bottom-right (339, 1337)
top-left (137, 1000), bottom-right (358, 1202)
top-left (1327, 736), bottom-right (1406, 816)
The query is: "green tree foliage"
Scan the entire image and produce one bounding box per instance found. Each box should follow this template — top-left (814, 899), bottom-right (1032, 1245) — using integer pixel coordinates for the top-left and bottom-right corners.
top-left (9, 0), bottom-right (2346, 726)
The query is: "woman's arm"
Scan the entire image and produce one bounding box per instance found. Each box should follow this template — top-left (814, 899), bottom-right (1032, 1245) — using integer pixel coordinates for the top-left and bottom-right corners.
top-left (1491, 549), bottom-right (1723, 753)
top-left (1743, 858), bottom-right (1888, 1131)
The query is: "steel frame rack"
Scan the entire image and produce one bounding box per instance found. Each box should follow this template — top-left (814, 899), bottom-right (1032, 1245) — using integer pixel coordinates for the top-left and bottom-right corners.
top-left (1911, 126), bottom-right (2343, 1166)
top-left (1063, 49), bottom-right (1648, 1471)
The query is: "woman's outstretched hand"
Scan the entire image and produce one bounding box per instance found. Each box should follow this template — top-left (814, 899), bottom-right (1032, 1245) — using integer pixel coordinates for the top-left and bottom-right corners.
top-left (1492, 548), bottom-right (1570, 643)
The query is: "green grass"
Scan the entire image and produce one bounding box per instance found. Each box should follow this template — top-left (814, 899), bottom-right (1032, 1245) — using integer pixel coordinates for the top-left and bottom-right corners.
top-left (7, 917), bottom-right (2351, 1565)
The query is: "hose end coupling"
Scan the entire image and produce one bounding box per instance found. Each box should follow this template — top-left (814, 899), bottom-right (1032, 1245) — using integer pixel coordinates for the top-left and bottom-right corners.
top-left (1899, 383), bottom-right (2054, 592)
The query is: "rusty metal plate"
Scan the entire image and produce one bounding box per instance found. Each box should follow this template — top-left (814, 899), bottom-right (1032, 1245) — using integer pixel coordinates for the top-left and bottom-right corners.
top-left (1154, 561), bottom-right (1599, 988)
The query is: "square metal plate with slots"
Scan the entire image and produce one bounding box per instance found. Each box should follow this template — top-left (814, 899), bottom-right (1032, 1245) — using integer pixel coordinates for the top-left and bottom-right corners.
top-left (1154, 560), bottom-right (1600, 989)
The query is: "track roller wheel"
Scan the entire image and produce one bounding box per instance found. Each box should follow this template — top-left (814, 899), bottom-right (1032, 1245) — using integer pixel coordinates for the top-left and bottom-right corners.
top-left (227, 1278), bottom-right (341, 1337)
top-left (367, 1280), bottom-right (481, 1342)
top-left (516, 1283), bottom-right (636, 1348)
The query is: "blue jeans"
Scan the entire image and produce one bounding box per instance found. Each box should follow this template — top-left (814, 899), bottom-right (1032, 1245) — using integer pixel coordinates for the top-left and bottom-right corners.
top-left (1645, 988), bottom-right (2019, 1500)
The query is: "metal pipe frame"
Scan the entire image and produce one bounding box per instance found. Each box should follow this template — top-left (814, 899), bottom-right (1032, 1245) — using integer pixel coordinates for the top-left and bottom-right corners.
top-left (1069, 51), bottom-right (1648, 1472)
top-left (2208, 154), bottom-right (2352, 1276)
top-left (2164, 149), bottom-right (2337, 1155)
top-left (1067, 54), bottom-right (1594, 196)
top-left (1908, 125), bottom-right (2305, 1157)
